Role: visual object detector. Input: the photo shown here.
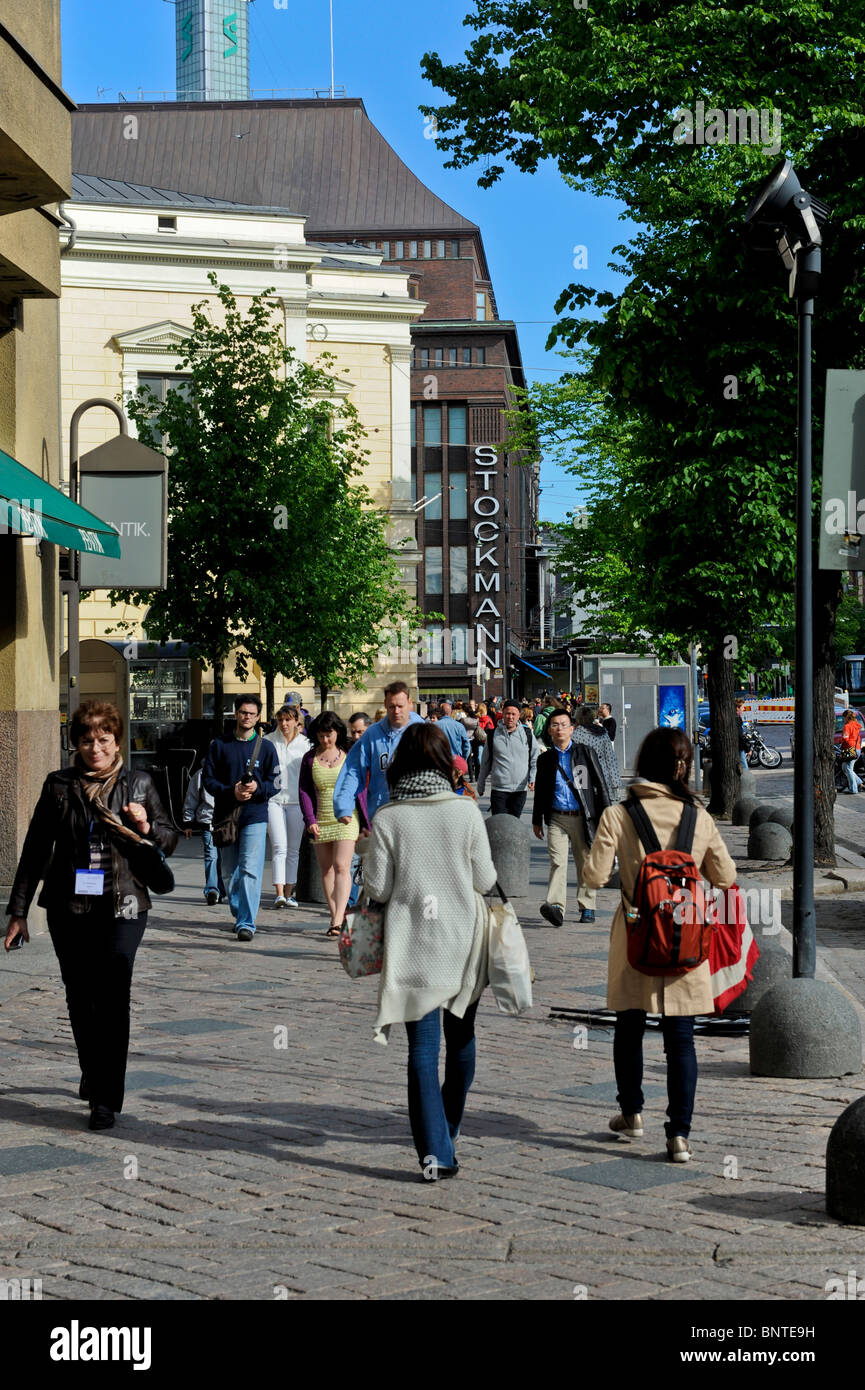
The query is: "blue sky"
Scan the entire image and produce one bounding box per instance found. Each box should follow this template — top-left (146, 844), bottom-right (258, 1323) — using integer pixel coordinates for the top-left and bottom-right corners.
top-left (60, 0), bottom-right (629, 522)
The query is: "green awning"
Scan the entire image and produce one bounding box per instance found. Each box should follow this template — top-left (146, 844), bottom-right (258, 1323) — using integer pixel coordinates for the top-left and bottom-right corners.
top-left (0, 447), bottom-right (121, 557)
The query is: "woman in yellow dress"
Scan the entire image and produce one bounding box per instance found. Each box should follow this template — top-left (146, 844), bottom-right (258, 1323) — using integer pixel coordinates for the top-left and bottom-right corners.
top-left (298, 712), bottom-right (370, 936)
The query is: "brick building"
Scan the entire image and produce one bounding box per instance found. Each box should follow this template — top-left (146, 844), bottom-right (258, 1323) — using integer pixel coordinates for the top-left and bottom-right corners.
top-left (71, 96), bottom-right (538, 702)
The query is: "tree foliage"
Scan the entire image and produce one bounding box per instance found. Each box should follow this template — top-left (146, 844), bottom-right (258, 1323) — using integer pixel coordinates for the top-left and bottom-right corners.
top-left (423, 1), bottom-right (865, 842)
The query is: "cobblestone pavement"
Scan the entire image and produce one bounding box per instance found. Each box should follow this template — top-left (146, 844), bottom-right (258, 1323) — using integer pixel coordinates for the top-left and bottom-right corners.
top-left (1, 809), bottom-right (865, 1303)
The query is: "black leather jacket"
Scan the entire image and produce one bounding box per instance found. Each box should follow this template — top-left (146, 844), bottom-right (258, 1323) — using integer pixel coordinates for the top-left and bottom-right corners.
top-left (531, 742), bottom-right (611, 843)
top-left (6, 766), bottom-right (177, 921)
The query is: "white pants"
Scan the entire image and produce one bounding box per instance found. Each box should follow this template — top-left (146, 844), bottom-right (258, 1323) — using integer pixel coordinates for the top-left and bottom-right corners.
top-left (268, 802), bottom-right (305, 886)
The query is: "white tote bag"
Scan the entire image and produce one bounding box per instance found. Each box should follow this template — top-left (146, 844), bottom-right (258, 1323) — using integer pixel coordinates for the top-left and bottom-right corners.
top-left (487, 883), bottom-right (533, 1015)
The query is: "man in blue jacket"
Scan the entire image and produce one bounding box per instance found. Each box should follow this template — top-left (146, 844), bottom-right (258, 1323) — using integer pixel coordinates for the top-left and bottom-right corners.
top-left (435, 700), bottom-right (471, 761)
top-left (203, 694), bottom-right (278, 942)
top-left (334, 680), bottom-right (423, 823)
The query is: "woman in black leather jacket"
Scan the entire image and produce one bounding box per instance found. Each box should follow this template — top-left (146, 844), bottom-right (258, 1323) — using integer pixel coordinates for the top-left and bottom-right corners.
top-left (4, 700), bottom-right (176, 1131)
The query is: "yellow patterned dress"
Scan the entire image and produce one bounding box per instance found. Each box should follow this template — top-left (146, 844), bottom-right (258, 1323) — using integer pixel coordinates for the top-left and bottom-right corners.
top-left (312, 754), bottom-right (359, 842)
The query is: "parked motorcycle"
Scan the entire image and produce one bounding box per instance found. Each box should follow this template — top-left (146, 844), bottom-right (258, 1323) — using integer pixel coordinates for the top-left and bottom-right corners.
top-left (695, 721), bottom-right (781, 768)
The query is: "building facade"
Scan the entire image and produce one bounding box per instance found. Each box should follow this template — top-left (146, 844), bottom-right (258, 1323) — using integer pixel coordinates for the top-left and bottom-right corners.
top-left (71, 95), bottom-right (538, 706)
top-left (0, 3), bottom-right (73, 883)
top-left (61, 175), bottom-right (422, 740)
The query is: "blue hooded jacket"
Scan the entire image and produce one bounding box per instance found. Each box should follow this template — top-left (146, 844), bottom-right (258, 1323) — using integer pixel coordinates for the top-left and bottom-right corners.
top-left (332, 712), bottom-right (425, 821)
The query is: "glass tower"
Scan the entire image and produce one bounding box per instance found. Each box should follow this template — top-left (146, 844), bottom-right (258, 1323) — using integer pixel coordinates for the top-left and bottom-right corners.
top-left (176, 0), bottom-right (250, 101)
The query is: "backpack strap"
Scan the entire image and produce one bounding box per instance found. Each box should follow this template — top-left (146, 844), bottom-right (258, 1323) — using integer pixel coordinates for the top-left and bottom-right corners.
top-left (674, 801), bottom-right (698, 854)
top-left (624, 795), bottom-right (663, 855)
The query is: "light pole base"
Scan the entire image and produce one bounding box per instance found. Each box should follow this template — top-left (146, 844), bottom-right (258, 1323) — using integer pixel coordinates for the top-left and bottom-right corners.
top-left (750, 978), bottom-right (862, 1078)
top-left (827, 1096), bottom-right (865, 1225)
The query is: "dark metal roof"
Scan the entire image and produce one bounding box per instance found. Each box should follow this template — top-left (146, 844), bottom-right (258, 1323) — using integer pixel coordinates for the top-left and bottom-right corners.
top-left (70, 172), bottom-right (301, 215)
top-left (72, 100), bottom-right (479, 238)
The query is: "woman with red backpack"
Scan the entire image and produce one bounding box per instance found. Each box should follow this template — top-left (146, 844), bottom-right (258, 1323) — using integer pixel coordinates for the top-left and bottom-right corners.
top-left (582, 728), bottom-right (736, 1163)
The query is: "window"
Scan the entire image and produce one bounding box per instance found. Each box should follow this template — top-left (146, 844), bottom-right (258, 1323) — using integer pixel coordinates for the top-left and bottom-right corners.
top-left (433, 348), bottom-right (443, 367)
top-left (476, 347), bottom-right (486, 365)
top-left (425, 547), bottom-right (443, 594)
top-left (157, 215), bottom-right (177, 233)
top-left (450, 240), bottom-right (460, 259)
top-left (137, 372), bottom-right (192, 448)
top-left (394, 240), bottom-right (404, 258)
top-left (448, 406), bottom-right (467, 444)
top-left (423, 405), bottom-right (441, 445)
top-left (410, 407), bottom-right (416, 447)
top-left (476, 292), bottom-right (487, 321)
top-left (409, 240), bottom-right (418, 258)
top-left (418, 348), bottom-right (429, 368)
top-left (423, 239), bottom-right (432, 258)
top-left (449, 472), bottom-right (467, 520)
top-left (462, 347), bottom-right (471, 365)
top-left (451, 625), bottom-right (468, 663)
top-left (437, 240), bottom-right (446, 259)
top-left (448, 348), bottom-right (457, 367)
top-left (381, 241), bottom-right (390, 259)
top-left (422, 471), bottom-right (442, 519)
top-left (449, 546), bottom-right (468, 594)
top-left (423, 625), bottom-right (443, 664)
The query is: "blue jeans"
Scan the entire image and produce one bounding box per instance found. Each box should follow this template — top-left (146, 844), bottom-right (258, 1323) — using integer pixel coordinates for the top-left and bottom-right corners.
top-left (843, 758), bottom-right (862, 794)
top-left (405, 1001), bottom-right (479, 1171)
top-left (348, 851), bottom-right (362, 909)
top-left (202, 828), bottom-right (226, 899)
top-left (220, 820), bottom-right (268, 934)
top-left (614, 1010), bottom-right (697, 1138)
top-left (739, 751), bottom-right (748, 770)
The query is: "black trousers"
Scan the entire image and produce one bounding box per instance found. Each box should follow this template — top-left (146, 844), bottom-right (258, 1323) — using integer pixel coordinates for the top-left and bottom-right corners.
top-left (48, 901), bottom-right (147, 1113)
top-left (490, 789), bottom-right (527, 818)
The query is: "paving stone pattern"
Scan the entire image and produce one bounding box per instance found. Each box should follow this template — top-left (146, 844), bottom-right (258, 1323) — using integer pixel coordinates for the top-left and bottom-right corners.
top-left (1, 811), bottom-right (865, 1301)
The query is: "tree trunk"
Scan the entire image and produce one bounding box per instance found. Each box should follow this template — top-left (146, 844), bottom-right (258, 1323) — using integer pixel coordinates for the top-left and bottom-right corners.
top-left (212, 660), bottom-right (225, 735)
top-left (813, 566), bottom-right (842, 865)
top-left (265, 670), bottom-right (275, 724)
top-left (706, 642), bottom-right (738, 817)
top-left (319, 677), bottom-right (328, 713)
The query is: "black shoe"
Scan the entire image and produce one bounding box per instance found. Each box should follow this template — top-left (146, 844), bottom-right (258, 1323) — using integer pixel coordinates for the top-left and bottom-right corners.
top-left (78, 1075), bottom-right (89, 1102)
top-left (420, 1163), bottom-right (459, 1182)
top-left (540, 902), bottom-right (564, 928)
top-left (88, 1105), bottom-right (115, 1131)
top-left (579, 908), bottom-right (596, 923)
top-left (205, 889), bottom-right (219, 905)
top-left (236, 928), bottom-right (254, 942)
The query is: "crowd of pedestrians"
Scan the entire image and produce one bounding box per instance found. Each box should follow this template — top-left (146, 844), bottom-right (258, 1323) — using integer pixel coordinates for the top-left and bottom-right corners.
top-left (5, 680), bottom-right (736, 1180)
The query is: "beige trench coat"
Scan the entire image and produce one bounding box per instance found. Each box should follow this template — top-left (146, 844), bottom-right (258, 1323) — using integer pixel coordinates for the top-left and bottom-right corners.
top-left (581, 780), bottom-right (737, 1015)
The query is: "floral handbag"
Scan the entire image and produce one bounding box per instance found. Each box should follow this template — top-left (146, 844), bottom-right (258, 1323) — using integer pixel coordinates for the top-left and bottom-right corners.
top-left (338, 891), bottom-right (385, 979)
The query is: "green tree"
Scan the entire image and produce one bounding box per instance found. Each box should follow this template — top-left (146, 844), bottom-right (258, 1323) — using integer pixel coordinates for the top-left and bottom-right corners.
top-left (112, 276), bottom-right (420, 726)
top-left (422, 1), bottom-right (865, 848)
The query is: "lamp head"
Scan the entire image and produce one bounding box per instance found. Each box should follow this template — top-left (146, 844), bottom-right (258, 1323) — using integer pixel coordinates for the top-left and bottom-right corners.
top-left (744, 158), bottom-right (830, 252)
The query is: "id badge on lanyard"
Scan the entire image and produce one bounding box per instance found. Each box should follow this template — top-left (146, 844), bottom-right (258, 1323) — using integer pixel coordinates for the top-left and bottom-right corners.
top-left (76, 817), bottom-right (105, 895)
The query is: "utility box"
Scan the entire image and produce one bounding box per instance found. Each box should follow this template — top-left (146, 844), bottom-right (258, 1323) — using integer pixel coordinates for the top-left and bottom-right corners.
top-left (582, 654), bottom-right (692, 773)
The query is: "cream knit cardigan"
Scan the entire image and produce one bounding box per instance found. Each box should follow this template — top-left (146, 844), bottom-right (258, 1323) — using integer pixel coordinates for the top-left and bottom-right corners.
top-left (362, 789), bottom-right (498, 1044)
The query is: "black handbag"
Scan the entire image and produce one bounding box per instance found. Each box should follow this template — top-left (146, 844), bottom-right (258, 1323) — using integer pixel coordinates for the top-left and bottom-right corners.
top-left (122, 837), bottom-right (175, 895)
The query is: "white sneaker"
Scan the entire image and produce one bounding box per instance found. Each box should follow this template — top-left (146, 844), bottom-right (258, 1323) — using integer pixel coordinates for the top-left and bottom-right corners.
top-left (273, 896), bottom-right (287, 909)
top-left (285, 896), bottom-right (299, 908)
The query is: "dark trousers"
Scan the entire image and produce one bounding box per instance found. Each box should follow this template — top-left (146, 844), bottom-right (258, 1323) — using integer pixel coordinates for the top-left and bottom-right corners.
top-left (613, 1009), bottom-right (697, 1138)
top-left (48, 901), bottom-right (147, 1113)
top-left (404, 1001), bottom-right (480, 1171)
top-left (490, 789), bottom-right (527, 818)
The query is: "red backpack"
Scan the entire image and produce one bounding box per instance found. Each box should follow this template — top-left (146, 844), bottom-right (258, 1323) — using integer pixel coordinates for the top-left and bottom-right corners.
top-left (623, 796), bottom-right (710, 977)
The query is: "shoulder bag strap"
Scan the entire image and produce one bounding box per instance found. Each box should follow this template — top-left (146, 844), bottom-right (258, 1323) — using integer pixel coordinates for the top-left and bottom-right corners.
top-left (674, 801), bottom-right (698, 854)
top-left (624, 795), bottom-right (663, 855)
top-left (245, 734), bottom-right (263, 777)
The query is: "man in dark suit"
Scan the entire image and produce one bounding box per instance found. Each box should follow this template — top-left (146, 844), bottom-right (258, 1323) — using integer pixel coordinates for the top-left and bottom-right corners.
top-left (532, 709), bottom-right (610, 926)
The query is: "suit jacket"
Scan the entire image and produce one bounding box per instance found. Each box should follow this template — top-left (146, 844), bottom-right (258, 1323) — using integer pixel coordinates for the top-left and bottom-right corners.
top-left (531, 741), bottom-right (610, 844)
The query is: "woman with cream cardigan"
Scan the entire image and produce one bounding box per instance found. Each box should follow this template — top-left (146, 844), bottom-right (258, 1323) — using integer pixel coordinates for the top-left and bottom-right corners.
top-left (362, 723), bottom-right (497, 1181)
